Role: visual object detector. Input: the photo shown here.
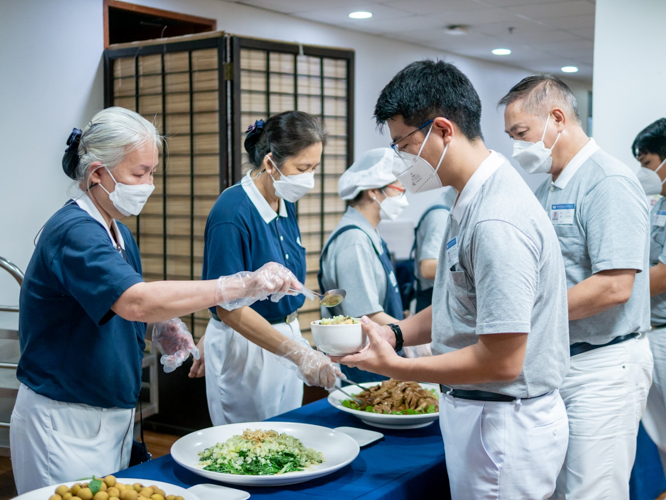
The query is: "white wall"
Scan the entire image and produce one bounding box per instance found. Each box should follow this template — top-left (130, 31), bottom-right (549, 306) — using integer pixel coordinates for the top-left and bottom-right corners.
top-left (0, 0), bottom-right (592, 302)
top-left (593, 0), bottom-right (666, 171)
top-left (0, 0), bottom-right (104, 306)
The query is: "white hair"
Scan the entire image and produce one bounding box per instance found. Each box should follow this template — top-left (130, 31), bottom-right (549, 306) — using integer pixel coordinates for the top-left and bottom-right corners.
top-left (73, 107), bottom-right (162, 186)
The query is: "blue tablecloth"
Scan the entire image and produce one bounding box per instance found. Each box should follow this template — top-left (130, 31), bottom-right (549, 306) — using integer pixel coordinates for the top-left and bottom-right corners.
top-left (115, 399), bottom-right (450, 500)
top-left (116, 399), bottom-right (666, 499)
top-left (630, 424), bottom-right (666, 500)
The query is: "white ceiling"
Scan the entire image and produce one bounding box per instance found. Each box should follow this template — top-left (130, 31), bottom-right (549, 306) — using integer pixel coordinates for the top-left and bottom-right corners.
top-left (228, 0), bottom-right (595, 81)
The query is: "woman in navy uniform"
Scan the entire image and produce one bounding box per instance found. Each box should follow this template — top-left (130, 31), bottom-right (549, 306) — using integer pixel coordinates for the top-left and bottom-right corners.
top-left (191, 112), bottom-right (340, 425)
top-left (11, 107), bottom-right (301, 493)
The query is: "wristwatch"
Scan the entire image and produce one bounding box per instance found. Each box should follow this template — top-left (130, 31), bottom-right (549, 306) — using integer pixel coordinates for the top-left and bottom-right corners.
top-left (387, 323), bottom-right (403, 352)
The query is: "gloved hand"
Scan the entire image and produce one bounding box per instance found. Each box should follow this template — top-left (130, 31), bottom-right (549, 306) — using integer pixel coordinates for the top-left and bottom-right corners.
top-left (276, 338), bottom-right (343, 390)
top-left (152, 318), bottom-right (200, 373)
top-left (215, 262), bottom-right (303, 311)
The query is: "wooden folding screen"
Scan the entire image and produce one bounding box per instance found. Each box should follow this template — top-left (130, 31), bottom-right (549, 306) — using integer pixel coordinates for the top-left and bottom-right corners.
top-left (105, 33), bottom-right (354, 341)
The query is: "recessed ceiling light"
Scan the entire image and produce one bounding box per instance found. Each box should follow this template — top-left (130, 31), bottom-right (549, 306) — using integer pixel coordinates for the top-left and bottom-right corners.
top-left (349, 11), bottom-right (372, 19)
top-left (492, 48), bottom-right (511, 56)
top-left (561, 66), bottom-right (579, 73)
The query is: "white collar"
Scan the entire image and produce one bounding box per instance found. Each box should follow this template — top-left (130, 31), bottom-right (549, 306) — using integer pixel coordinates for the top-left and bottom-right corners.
top-left (74, 189), bottom-right (125, 251)
top-left (552, 138), bottom-right (600, 190)
top-left (451, 151), bottom-right (503, 223)
top-left (241, 171), bottom-right (288, 224)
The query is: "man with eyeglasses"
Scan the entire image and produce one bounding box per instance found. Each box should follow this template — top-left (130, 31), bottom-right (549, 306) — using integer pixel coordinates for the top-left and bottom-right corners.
top-left (332, 60), bottom-right (571, 499)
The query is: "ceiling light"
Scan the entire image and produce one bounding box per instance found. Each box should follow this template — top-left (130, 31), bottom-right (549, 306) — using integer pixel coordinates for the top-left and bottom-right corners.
top-left (445, 25), bottom-right (468, 36)
top-left (491, 48), bottom-right (511, 56)
top-left (349, 11), bottom-right (372, 19)
top-left (561, 66), bottom-right (579, 73)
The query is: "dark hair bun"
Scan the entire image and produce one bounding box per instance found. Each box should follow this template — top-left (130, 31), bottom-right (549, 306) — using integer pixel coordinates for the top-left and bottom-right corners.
top-left (62, 128), bottom-right (82, 180)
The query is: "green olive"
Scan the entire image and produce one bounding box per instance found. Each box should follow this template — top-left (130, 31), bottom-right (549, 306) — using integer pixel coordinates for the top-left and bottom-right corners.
top-left (56, 486), bottom-right (70, 497)
top-left (77, 488), bottom-right (93, 500)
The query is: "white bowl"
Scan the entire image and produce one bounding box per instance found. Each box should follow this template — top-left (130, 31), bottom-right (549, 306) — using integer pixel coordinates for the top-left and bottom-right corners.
top-left (311, 319), bottom-right (366, 356)
top-left (328, 382), bottom-right (441, 430)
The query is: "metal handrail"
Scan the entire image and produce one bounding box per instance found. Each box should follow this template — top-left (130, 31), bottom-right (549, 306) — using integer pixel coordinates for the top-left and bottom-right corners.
top-left (0, 256), bottom-right (24, 286)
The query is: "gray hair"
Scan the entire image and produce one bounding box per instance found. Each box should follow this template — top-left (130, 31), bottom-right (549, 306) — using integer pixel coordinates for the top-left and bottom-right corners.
top-left (64, 107), bottom-right (162, 186)
top-left (498, 75), bottom-right (581, 124)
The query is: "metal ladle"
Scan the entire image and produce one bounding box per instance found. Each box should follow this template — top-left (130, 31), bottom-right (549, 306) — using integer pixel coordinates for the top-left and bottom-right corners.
top-left (290, 287), bottom-right (347, 308)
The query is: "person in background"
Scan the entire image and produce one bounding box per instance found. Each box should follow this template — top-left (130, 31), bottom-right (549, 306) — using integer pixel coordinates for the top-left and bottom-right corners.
top-left (190, 112), bottom-right (340, 425)
top-left (318, 148), bottom-right (408, 382)
top-left (11, 107), bottom-right (302, 493)
top-left (634, 118), bottom-right (666, 477)
top-left (335, 60), bottom-right (570, 500)
top-left (500, 75), bottom-right (653, 500)
top-left (412, 186), bottom-right (457, 313)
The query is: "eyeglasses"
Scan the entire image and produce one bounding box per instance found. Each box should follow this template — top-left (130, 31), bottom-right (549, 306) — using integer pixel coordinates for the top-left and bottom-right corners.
top-left (390, 119), bottom-right (434, 157)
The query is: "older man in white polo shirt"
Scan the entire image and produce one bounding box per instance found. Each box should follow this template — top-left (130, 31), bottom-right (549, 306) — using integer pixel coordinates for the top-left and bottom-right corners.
top-left (500, 75), bottom-right (654, 500)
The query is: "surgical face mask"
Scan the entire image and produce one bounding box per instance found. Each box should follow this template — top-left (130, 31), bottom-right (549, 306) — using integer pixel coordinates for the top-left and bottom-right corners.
top-left (374, 190), bottom-right (409, 221)
top-left (637, 158), bottom-right (666, 195)
top-left (393, 126), bottom-right (448, 194)
top-left (267, 156), bottom-right (315, 203)
top-left (512, 116), bottom-right (561, 174)
top-left (97, 166), bottom-right (155, 217)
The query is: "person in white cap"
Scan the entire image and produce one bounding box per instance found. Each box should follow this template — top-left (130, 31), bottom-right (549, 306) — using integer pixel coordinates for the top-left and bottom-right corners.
top-left (318, 148), bottom-right (408, 382)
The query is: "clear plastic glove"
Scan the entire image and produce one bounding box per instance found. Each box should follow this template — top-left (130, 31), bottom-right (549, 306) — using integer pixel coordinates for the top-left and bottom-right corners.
top-left (152, 318), bottom-right (200, 373)
top-left (276, 338), bottom-right (342, 390)
top-left (215, 262), bottom-right (303, 311)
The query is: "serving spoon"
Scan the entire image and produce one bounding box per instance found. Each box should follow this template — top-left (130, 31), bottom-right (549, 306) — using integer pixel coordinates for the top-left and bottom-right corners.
top-left (290, 287), bottom-right (347, 308)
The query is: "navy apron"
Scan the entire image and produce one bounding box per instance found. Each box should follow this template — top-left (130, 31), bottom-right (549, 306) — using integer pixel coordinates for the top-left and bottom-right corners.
top-left (318, 225), bottom-right (404, 383)
top-left (411, 205), bottom-right (449, 313)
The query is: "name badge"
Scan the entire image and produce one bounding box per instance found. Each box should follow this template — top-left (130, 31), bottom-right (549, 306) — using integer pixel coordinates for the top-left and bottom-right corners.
top-left (551, 204), bottom-right (575, 225)
top-left (446, 237), bottom-right (459, 269)
top-left (655, 211), bottom-right (666, 227)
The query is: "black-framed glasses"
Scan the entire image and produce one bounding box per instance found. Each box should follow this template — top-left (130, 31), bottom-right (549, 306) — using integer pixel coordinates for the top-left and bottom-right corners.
top-left (390, 119), bottom-right (434, 157)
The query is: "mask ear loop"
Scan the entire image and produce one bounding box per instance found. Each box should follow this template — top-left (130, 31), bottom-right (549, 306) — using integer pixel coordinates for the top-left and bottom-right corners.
top-left (655, 158), bottom-right (666, 186)
top-left (542, 115), bottom-right (561, 151)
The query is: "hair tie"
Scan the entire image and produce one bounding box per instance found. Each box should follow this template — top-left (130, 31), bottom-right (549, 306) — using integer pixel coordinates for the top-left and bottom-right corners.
top-left (246, 119), bottom-right (265, 138)
top-left (66, 128), bottom-right (82, 151)
top-left (62, 127), bottom-right (82, 179)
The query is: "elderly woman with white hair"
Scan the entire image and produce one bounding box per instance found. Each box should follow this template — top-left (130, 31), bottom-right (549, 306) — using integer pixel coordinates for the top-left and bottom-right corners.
top-left (11, 107), bottom-right (304, 493)
top-left (318, 148), bottom-right (408, 382)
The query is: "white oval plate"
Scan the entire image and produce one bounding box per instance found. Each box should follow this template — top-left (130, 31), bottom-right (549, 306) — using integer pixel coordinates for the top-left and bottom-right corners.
top-left (13, 479), bottom-right (197, 500)
top-left (328, 382), bottom-right (441, 430)
top-left (171, 422), bottom-right (359, 487)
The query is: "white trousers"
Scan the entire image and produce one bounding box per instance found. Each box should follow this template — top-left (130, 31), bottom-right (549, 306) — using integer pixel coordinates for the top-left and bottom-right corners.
top-left (440, 389), bottom-right (568, 500)
top-left (642, 326), bottom-right (666, 475)
top-left (553, 334), bottom-right (654, 500)
top-left (10, 384), bottom-right (134, 495)
top-left (204, 317), bottom-right (304, 426)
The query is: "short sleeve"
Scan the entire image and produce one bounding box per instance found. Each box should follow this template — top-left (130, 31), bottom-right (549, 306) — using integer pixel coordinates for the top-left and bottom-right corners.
top-left (334, 241), bottom-right (384, 317)
top-left (418, 209), bottom-right (449, 261)
top-left (57, 222), bottom-right (144, 325)
top-left (583, 176), bottom-right (648, 274)
top-left (203, 222), bottom-right (251, 279)
top-left (471, 221), bottom-right (539, 335)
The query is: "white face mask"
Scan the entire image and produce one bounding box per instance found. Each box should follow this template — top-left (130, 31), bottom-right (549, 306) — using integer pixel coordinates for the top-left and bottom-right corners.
top-left (393, 126), bottom-right (448, 194)
top-left (512, 116), bottom-right (561, 174)
top-left (637, 158), bottom-right (666, 196)
top-left (98, 166), bottom-right (155, 217)
top-left (267, 156), bottom-right (315, 203)
top-left (374, 190), bottom-right (409, 221)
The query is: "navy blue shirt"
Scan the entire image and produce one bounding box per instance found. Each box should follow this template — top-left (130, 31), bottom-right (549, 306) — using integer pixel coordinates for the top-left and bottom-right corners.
top-left (202, 175), bottom-right (306, 320)
top-left (17, 203), bottom-right (145, 409)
